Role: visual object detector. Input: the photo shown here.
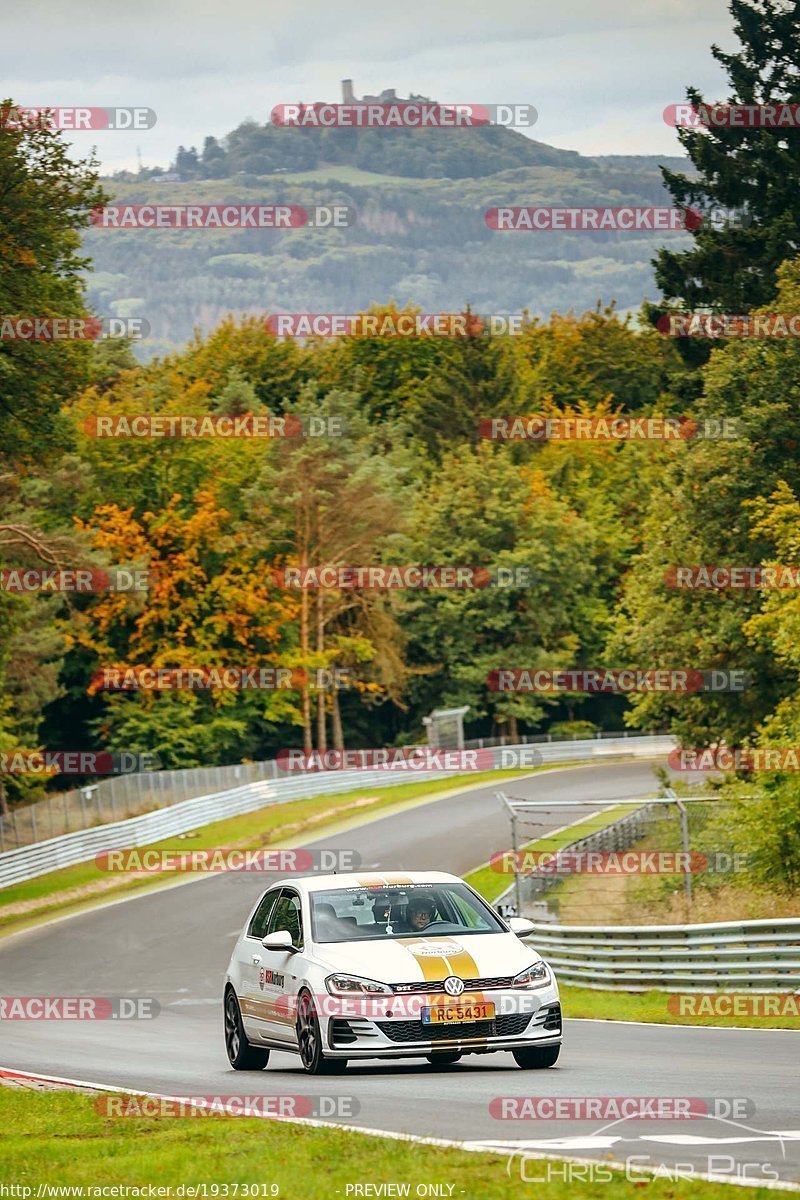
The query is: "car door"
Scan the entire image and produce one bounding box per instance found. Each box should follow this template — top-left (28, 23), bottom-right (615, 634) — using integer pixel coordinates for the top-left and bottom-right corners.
top-left (251, 887), bottom-right (306, 1045)
top-left (237, 886), bottom-right (280, 1039)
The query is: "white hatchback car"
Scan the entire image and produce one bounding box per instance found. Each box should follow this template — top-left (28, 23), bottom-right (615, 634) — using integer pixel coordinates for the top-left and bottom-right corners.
top-left (224, 871), bottom-right (561, 1074)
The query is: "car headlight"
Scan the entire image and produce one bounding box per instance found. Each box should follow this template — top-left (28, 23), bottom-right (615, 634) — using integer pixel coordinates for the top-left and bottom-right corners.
top-left (513, 961), bottom-right (551, 989)
top-left (325, 973), bottom-right (393, 996)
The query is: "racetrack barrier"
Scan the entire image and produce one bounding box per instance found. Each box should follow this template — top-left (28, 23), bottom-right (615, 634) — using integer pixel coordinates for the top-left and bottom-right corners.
top-left (0, 734), bottom-right (671, 888)
top-left (523, 917), bottom-right (800, 992)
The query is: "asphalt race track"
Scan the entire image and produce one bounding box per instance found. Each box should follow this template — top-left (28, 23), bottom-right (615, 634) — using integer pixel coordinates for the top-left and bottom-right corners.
top-left (1, 760), bottom-right (798, 1186)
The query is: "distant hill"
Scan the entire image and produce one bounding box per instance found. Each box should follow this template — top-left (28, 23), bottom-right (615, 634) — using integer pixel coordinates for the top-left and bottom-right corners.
top-left (123, 86), bottom-right (593, 184)
top-left (89, 105), bottom-right (694, 357)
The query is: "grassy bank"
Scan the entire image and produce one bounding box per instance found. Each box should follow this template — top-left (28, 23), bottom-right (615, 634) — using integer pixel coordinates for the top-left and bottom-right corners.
top-left (539, 807), bottom-right (800, 925)
top-left (0, 1087), bottom-right (782, 1199)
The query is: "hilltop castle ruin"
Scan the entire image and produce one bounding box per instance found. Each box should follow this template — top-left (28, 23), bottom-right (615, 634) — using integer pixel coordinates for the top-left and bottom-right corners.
top-left (341, 80), bottom-right (431, 105)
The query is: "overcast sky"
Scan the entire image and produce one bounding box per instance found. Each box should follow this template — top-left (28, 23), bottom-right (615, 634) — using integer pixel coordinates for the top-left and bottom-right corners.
top-left (2, 0), bottom-right (735, 173)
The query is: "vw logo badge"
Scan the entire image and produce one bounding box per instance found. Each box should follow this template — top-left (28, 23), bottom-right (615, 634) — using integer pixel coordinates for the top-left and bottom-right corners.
top-left (444, 976), bottom-right (464, 996)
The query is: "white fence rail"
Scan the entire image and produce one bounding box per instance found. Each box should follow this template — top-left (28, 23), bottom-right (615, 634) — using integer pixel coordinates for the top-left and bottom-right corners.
top-left (0, 734), bottom-right (672, 889)
top-left (524, 919), bottom-right (800, 992)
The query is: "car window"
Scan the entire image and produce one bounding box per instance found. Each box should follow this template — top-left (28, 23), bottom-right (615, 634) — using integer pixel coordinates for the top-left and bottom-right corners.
top-left (310, 883), bottom-right (504, 943)
top-left (269, 890), bottom-right (303, 949)
top-left (448, 890), bottom-right (489, 929)
top-left (248, 890), bottom-right (279, 940)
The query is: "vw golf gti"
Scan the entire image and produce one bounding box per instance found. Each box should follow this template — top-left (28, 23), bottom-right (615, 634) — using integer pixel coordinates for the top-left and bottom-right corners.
top-left (224, 870), bottom-right (561, 1074)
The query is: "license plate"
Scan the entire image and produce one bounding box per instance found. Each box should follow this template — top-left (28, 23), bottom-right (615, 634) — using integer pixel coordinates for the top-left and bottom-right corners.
top-left (421, 1002), bottom-right (495, 1024)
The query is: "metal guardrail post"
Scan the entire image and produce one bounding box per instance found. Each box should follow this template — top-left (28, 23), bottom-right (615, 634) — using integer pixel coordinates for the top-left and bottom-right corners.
top-left (664, 787), bottom-right (692, 915)
top-left (675, 795), bottom-right (693, 915)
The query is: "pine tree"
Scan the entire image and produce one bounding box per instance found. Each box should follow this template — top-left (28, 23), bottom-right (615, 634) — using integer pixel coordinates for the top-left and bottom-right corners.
top-left (653, 0), bottom-right (800, 318)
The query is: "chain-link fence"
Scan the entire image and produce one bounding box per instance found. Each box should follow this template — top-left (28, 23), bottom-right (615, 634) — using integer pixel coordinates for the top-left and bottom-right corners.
top-left (0, 729), bottom-right (653, 853)
top-left (463, 730), bottom-right (639, 748)
top-left (497, 796), bottom-right (746, 926)
top-left (0, 759), bottom-right (279, 853)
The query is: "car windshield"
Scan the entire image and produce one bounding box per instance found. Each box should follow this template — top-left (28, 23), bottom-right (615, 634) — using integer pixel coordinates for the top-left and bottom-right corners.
top-left (310, 882), bottom-right (506, 943)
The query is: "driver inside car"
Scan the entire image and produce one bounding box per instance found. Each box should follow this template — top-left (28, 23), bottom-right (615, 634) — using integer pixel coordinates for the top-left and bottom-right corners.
top-left (402, 892), bottom-right (438, 932)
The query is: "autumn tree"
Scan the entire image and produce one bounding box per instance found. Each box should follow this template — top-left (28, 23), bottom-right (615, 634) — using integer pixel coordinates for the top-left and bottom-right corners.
top-left (245, 387), bottom-right (406, 751)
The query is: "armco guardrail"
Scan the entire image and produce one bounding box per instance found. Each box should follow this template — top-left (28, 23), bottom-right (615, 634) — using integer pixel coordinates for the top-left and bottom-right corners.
top-left (0, 727), bottom-right (658, 852)
top-left (524, 918), bottom-right (800, 992)
top-left (0, 734), bottom-right (672, 889)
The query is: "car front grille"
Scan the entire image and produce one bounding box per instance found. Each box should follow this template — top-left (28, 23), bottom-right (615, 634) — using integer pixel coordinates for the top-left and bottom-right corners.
top-left (391, 975), bottom-right (515, 994)
top-left (375, 1012), bottom-right (531, 1043)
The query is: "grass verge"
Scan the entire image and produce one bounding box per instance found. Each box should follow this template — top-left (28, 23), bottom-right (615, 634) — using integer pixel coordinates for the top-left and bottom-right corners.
top-left (560, 984), bottom-right (800, 1029)
top-left (0, 1087), bottom-right (783, 1199)
top-left (465, 803), bottom-right (630, 903)
top-left (540, 810), bottom-right (800, 925)
top-left (466, 805), bottom-right (800, 1031)
top-left (0, 766), bottom-right (556, 938)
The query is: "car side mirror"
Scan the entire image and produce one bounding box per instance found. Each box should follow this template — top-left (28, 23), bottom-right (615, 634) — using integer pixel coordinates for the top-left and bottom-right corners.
top-left (262, 930), bottom-right (297, 952)
top-left (507, 917), bottom-right (535, 938)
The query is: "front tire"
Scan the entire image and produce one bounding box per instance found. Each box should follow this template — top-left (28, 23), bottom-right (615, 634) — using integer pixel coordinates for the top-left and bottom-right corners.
top-left (224, 989), bottom-right (270, 1070)
top-left (513, 1043), bottom-right (560, 1069)
top-left (296, 991), bottom-right (348, 1075)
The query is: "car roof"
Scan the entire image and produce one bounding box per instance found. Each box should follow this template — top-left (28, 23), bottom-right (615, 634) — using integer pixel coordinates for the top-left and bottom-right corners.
top-left (290, 871), bottom-right (462, 894)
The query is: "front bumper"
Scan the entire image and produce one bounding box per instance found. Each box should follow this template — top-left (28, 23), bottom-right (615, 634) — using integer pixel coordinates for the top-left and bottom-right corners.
top-left (323, 989), bottom-right (562, 1059)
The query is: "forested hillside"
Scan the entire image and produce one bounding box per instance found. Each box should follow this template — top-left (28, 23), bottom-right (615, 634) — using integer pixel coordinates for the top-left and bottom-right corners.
top-left (88, 125), bottom-right (693, 355)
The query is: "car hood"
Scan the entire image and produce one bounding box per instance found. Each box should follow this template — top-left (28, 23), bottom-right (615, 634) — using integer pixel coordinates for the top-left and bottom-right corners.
top-left (312, 932), bottom-right (540, 984)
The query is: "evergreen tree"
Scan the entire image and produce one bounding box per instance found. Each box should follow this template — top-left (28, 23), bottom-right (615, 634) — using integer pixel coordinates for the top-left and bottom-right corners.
top-left (653, 0), bottom-right (800, 320)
